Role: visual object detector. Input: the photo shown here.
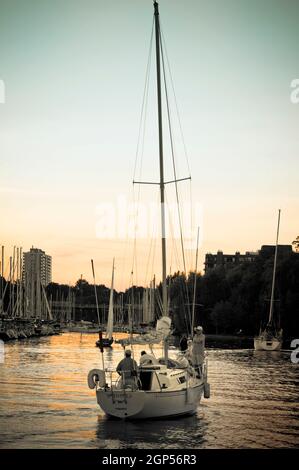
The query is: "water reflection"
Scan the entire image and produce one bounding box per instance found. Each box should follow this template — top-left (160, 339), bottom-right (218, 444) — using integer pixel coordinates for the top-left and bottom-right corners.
top-left (95, 412), bottom-right (207, 449)
top-left (0, 333), bottom-right (298, 449)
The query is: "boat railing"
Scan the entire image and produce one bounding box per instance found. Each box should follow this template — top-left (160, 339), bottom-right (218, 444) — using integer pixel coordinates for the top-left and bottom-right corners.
top-left (102, 368), bottom-right (139, 391)
top-left (101, 362), bottom-right (204, 392)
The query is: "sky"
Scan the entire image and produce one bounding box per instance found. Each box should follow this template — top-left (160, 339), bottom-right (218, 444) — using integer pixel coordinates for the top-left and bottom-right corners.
top-left (0, 0), bottom-right (298, 290)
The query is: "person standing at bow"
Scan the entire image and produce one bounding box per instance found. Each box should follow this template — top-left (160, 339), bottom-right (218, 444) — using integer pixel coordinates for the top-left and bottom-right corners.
top-left (191, 326), bottom-right (205, 375)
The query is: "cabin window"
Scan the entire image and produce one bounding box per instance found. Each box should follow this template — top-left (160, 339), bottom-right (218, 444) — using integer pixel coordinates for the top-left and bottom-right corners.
top-left (178, 376), bottom-right (186, 384)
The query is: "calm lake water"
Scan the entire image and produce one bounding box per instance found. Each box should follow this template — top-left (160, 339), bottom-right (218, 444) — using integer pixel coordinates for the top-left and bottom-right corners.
top-left (0, 332), bottom-right (298, 449)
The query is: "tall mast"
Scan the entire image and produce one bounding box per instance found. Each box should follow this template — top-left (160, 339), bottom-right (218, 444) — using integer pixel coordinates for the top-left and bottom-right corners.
top-left (191, 227), bottom-right (200, 335)
top-left (20, 247), bottom-right (23, 318)
top-left (106, 258), bottom-right (115, 340)
top-left (1, 246), bottom-right (4, 315)
top-left (268, 209), bottom-right (281, 324)
top-left (154, 1), bottom-right (168, 318)
top-left (91, 259), bottom-right (101, 332)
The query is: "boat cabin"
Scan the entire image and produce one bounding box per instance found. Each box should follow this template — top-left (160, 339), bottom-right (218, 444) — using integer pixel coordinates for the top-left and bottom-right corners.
top-left (138, 360), bottom-right (189, 392)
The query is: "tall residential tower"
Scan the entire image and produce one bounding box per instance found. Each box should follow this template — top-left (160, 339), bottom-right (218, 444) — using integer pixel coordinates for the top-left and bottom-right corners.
top-left (23, 247), bottom-right (52, 286)
top-left (23, 247), bottom-right (52, 318)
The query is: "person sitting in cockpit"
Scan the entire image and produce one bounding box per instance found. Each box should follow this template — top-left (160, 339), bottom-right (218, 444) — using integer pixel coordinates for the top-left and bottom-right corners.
top-left (139, 350), bottom-right (158, 366)
top-left (116, 349), bottom-right (138, 388)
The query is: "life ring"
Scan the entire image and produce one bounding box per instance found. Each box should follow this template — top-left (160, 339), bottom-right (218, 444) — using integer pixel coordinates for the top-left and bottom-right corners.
top-left (87, 369), bottom-right (106, 389)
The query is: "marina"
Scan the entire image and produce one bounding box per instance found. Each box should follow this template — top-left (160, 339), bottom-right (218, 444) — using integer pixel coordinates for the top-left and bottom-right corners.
top-left (0, 0), bottom-right (298, 454)
top-left (0, 246), bottom-right (60, 341)
top-left (0, 318), bottom-right (58, 341)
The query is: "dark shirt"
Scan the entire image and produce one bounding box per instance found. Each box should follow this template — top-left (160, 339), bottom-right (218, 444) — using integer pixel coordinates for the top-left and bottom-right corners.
top-left (116, 357), bottom-right (138, 378)
top-left (180, 337), bottom-right (188, 351)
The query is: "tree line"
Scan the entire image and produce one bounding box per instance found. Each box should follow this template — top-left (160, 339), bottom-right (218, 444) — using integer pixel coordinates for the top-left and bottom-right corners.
top-left (172, 247), bottom-right (299, 339)
top-left (45, 246), bottom-right (299, 339)
top-left (1, 245), bottom-right (298, 339)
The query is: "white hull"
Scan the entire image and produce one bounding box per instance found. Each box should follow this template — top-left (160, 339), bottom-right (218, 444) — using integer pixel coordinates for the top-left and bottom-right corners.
top-left (97, 382), bottom-right (205, 419)
top-left (254, 336), bottom-right (282, 351)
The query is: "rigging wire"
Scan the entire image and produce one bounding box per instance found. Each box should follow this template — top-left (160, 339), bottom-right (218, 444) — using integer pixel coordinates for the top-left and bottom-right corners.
top-left (133, 17), bottom-right (154, 182)
top-left (165, 191), bottom-right (191, 336)
top-left (159, 21), bottom-right (192, 333)
top-left (160, 25), bottom-right (195, 273)
top-left (160, 25), bottom-right (192, 177)
top-left (131, 17), bottom-right (155, 288)
top-left (160, 42), bottom-right (187, 274)
top-left (144, 192), bottom-right (159, 287)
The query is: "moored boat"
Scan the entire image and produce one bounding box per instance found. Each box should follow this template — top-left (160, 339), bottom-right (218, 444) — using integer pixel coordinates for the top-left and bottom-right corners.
top-left (97, 259), bottom-right (114, 348)
top-left (254, 210), bottom-right (283, 351)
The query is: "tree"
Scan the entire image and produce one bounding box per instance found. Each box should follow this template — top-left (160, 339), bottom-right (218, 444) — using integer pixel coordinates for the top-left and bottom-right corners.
top-left (292, 236), bottom-right (299, 253)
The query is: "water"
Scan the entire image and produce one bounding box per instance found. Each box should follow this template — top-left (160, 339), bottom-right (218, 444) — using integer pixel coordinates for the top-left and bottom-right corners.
top-left (0, 332), bottom-right (298, 448)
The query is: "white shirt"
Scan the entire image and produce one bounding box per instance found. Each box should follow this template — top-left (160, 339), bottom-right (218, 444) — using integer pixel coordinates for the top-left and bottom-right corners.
top-left (139, 353), bottom-right (158, 366)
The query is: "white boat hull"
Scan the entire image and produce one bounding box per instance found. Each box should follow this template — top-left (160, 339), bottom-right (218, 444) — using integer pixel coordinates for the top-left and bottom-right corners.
top-left (254, 336), bottom-right (282, 351)
top-left (96, 383), bottom-right (205, 419)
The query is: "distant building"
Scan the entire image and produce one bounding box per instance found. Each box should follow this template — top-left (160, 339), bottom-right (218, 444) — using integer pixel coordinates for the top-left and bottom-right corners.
top-left (204, 250), bottom-right (258, 273)
top-left (23, 247), bottom-right (52, 286)
top-left (22, 247), bottom-right (52, 318)
top-left (259, 245), bottom-right (293, 256)
top-left (204, 245), bottom-right (292, 273)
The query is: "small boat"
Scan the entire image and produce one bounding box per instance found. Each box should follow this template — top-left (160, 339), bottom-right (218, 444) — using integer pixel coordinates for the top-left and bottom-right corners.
top-left (254, 327), bottom-right (282, 351)
top-left (96, 259), bottom-right (114, 348)
top-left (254, 210), bottom-right (283, 351)
top-left (88, 1), bottom-right (209, 419)
top-left (96, 337), bottom-right (113, 348)
top-left (92, 259), bottom-right (115, 349)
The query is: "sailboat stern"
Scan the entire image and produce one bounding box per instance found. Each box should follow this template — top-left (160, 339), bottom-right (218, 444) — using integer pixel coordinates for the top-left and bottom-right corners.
top-left (96, 379), bottom-right (205, 420)
top-left (96, 337), bottom-right (113, 348)
top-left (254, 336), bottom-right (282, 351)
top-left (97, 389), bottom-right (146, 419)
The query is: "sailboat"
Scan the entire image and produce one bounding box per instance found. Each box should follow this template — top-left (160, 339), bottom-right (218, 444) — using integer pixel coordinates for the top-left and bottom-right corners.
top-left (97, 259), bottom-right (115, 348)
top-left (88, 1), bottom-right (209, 419)
top-left (254, 210), bottom-right (283, 351)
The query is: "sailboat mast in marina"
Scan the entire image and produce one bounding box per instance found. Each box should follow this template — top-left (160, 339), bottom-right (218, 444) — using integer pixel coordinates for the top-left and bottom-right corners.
top-left (105, 258), bottom-right (115, 345)
top-left (94, 259), bottom-right (115, 348)
top-left (254, 209), bottom-right (283, 351)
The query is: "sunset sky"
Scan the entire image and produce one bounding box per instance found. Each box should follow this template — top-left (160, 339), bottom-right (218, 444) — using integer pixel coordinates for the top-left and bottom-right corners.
top-left (0, 0), bottom-right (298, 290)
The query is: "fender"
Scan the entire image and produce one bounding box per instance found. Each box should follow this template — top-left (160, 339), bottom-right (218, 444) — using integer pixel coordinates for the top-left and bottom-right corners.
top-left (87, 369), bottom-right (106, 389)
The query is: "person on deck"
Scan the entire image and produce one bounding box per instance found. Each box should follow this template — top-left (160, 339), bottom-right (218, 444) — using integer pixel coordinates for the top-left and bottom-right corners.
top-left (139, 350), bottom-right (158, 366)
top-left (191, 326), bottom-right (205, 375)
top-left (116, 350), bottom-right (138, 388)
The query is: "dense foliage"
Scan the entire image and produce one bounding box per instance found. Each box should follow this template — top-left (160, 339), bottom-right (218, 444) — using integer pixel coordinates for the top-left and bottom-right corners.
top-left (175, 249), bottom-right (299, 339)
